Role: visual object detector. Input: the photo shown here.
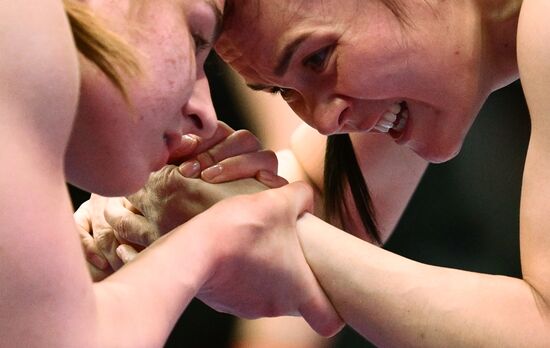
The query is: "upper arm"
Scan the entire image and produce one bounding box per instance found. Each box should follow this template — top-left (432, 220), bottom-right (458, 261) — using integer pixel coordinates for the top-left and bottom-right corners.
top-left (0, 0), bottom-right (80, 156)
top-left (0, 2), bottom-right (93, 345)
top-left (516, 0), bottom-right (550, 301)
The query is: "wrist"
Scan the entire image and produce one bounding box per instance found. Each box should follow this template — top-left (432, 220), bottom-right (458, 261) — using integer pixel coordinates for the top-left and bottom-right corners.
top-left (169, 214), bottom-right (219, 291)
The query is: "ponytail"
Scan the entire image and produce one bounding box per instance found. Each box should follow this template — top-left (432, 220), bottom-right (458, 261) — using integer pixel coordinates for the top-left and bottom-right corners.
top-left (324, 134), bottom-right (381, 244)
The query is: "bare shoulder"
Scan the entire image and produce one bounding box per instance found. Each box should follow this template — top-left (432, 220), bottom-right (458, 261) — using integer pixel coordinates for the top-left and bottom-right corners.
top-left (0, 2), bottom-right (87, 333)
top-left (517, 0), bottom-right (550, 126)
top-left (0, 0), bottom-right (80, 154)
top-left (289, 123), bottom-right (327, 191)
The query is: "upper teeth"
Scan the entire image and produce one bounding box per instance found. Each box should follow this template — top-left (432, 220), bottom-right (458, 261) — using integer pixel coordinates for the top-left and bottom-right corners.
top-left (373, 102), bottom-right (408, 133)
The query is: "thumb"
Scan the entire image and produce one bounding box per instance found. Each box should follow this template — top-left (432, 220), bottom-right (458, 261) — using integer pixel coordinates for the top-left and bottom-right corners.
top-left (298, 281), bottom-right (345, 337)
top-left (116, 244), bottom-right (139, 264)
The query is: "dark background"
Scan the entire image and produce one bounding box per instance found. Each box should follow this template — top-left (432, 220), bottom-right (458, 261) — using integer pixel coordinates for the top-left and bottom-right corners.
top-left (70, 54), bottom-right (530, 347)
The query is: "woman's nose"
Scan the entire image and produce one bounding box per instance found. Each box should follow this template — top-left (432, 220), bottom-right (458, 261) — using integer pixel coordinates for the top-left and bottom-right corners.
top-left (308, 96), bottom-right (349, 135)
top-left (181, 75), bottom-right (217, 139)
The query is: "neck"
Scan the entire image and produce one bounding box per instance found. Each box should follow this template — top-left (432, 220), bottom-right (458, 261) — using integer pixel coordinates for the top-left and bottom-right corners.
top-left (476, 0), bottom-right (522, 90)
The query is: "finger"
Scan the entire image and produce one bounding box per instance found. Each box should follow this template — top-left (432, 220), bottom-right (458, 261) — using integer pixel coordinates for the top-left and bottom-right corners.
top-left (73, 201), bottom-right (92, 232)
top-left (93, 225), bottom-right (124, 271)
top-left (89, 197), bottom-right (125, 270)
top-left (105, 198), bottom-right (161, 247)
top-left (78, 225), bottom-right (109, 270)
top-left (87, 261), bottom-right (113, 282)
top-left (192, 121), bottom-right (234, 155)
top-left (74, 201), bottom-right (110, 270)
top-left (298, 282), bottom-right (345, 337)
top-left (203, 129), bottom-right (262, 163)
top-left (196, 128), bottom-right (262, 170)
top-left (121, 197), bottom-right (142, 214)
top-left (178, 159), bottom-right (201, 178)
top-left (168, 122), bottom-right (234, 165)
top-left (167, 134), bottom-right (199, 164)
top-left (201, 151), bottom-right (278, 183)
top-left (116, 244), bottom-right (139, 264)
top-left (277, 181), bottom-right (315, 216)
top-left (256, 170), bottom-right (289, 189)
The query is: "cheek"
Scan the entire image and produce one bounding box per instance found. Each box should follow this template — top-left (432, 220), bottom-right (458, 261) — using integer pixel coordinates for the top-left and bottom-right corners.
top-left (337, 47), bottom-right (413, 99)
top-left (143, 41), bottom-right (195, 93)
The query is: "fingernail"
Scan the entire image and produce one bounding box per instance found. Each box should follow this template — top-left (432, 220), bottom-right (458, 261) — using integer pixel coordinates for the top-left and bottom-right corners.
top-left (257, 170), bottom-right (276, 182)
top-left (201, 164), bottom-right (223, 181)
top-left (91, 254), bottom-right (109, 270)
top-left (179, 160), bottom-right (201, 177)
top-left (116, 245), bottom-right (137, 263)
top-left (169, 135), bottom-right (198, 161)
top-left (181, 134), bottom-right (198, 147)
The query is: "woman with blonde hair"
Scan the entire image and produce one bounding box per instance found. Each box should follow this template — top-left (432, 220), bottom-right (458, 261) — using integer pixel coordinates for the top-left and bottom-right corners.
top-left (0, 1), bottom-right (341, 346)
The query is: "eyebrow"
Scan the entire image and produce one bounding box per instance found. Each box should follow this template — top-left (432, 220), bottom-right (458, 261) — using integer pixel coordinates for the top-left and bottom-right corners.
top-left (273, 32), bottom-right (311, 77)
top-left (205, 0), bottom-right (223, 43)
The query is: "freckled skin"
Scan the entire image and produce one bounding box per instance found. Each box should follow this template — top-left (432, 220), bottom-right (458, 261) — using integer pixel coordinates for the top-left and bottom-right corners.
top-left (65, 0), bottom-right (219, 195)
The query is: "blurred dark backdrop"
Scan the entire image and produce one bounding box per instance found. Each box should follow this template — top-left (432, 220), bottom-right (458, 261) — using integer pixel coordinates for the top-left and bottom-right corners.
top-left (69, 53), bottom-right (530, 348)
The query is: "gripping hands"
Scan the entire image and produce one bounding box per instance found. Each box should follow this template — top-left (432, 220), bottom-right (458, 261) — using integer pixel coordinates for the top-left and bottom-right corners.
top-left (74, 122), bottom-right (343, 336)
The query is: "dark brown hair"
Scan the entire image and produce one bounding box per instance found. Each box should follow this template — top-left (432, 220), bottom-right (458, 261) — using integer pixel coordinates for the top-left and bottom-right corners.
top-left (63, 0), bottom-right (139, 99)
top-left (323, 0), bottom-right (410, 244)
top-left (324, 134), bottom-right (381, 244)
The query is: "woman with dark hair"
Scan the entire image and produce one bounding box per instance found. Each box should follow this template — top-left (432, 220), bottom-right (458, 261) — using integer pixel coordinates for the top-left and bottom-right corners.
top-left (83, 0), bottom-right (550, 346)
top-left (215, 0), bottom-right (550, 345)
top-left (0, 0), bottom-right (341, 346)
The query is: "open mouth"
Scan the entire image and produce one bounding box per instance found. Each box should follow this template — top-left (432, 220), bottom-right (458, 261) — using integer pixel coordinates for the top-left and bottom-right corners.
top-left (389, 101), bottom-right (409, 139)
top-left (372, 101), bottom-right (409, 138)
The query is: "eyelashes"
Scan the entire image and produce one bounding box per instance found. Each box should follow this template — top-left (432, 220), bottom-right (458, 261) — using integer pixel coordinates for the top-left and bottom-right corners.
top-left (268, 86), bottom-right (294, 100)
top-left (302, 44), bottom-right (335, 73)
top-left (191, 33), bottom-right (210, 54)
top-left (266, 44), bottom-right (337, 101)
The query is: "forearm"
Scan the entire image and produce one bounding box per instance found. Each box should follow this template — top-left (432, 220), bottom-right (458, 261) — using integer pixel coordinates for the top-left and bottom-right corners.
top-left (288, 127), bottom-right (428, 239)
top-left (297, 214), bottom-right (550, 347)
top-left (93, 217), bottom-right (212, 347)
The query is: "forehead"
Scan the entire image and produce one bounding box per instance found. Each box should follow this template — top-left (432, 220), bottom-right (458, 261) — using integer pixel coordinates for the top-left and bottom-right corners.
top-left (217, 0), bottom-right (352, 82)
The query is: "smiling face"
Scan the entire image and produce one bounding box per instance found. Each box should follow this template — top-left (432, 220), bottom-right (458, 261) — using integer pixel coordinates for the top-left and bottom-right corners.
top-left (218, 0), bottom-right (494, 163)
top-left (66, 0), bottom-right (224, 196)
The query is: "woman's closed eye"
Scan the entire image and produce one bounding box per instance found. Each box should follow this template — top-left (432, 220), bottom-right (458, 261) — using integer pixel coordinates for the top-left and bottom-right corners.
top-left (192, 33), bottom-right (210, 55)
top-left (302, 45), bottom-right (335, 73)
top-left (267, 86), bottom-right (298, 102)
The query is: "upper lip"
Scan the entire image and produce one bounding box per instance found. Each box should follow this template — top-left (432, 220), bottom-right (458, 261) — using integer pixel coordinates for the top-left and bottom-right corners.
top-left (334, 108), bottom-right (361, 133)
top-left (331, 101), bottom-right (405, 134)
top-left (338, 111), bottom-right (381, 134)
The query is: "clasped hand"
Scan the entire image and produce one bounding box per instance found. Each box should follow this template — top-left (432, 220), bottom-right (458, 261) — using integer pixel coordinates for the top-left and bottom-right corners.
top-left (74, 121), bottom-right (343, 336)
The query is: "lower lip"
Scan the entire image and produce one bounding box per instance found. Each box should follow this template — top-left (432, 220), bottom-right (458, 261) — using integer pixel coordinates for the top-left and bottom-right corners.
top-left (390, 111), bottom-right (412, 145)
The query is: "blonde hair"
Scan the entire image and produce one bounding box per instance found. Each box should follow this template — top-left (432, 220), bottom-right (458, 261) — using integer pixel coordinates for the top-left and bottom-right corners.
top-left (63, 0), bottom-right (139, 100)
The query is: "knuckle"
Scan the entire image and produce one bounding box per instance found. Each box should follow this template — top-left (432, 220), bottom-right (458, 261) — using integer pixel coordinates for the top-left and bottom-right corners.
top-left (111, 215), bottom-right (133, 241)
top-left (151, 165), bottom-right (178, 192)
top-left (94, 229), bottom-right (115, 249)
top-left (81, 238), bottom-right (95, 253)
top-left (197, 151), bottom-right (216, 168)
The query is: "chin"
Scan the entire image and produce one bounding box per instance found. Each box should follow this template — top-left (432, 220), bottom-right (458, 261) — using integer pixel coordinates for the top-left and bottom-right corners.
top-left (413, 142), bottom-right (463, 164)
top-left (67, 170), bottom-right (147, 197)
